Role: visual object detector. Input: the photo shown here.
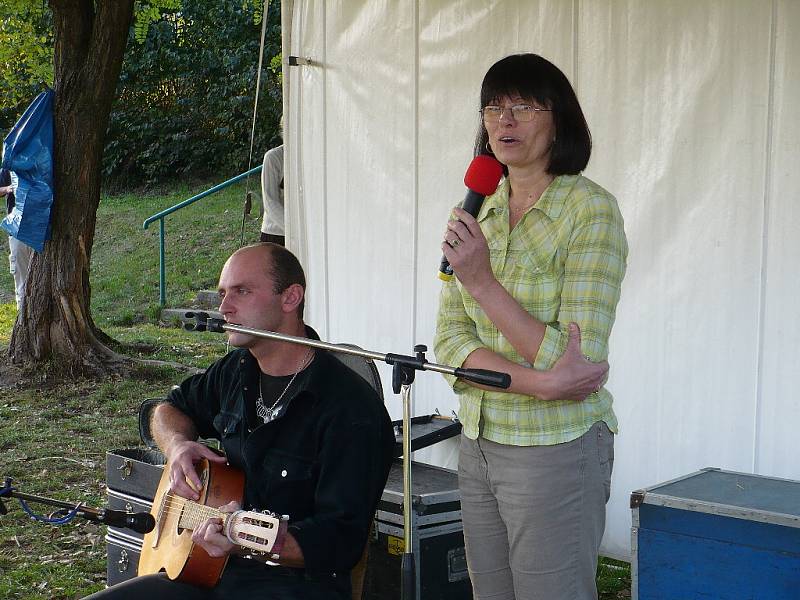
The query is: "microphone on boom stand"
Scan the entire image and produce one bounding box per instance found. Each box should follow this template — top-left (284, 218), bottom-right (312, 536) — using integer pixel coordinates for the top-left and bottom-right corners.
top-left (0, 478), bottom-right (155, 535)
top-left (94, 508), bottom-right (155, 534)
top-left (184, 311), bottom-right (511, 389)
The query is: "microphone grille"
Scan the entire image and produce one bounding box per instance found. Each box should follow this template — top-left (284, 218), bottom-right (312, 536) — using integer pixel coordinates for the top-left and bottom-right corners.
top-left (464, 155), bottom-right (504, 196)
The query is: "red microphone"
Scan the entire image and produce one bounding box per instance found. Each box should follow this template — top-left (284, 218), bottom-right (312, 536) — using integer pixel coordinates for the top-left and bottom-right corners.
top-left (438, 155), bottom-right (504, 281)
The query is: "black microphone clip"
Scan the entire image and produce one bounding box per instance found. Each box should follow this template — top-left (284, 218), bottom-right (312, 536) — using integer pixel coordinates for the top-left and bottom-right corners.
top-left (96, 509), bottom-right (155, 534)
top-left (185, 311), bottom-right (226, 333)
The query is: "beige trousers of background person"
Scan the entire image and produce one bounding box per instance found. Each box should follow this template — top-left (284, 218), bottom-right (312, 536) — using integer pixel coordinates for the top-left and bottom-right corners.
top-left (8, 235), bottom-right (33, 309)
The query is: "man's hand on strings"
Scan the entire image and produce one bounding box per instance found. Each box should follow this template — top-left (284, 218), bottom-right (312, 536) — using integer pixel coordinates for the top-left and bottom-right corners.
top-left (167, 441), bottom-right (227, 501)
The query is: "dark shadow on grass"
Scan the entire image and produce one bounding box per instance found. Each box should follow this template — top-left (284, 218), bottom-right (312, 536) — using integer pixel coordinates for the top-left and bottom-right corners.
top-left (0, 343), bottom-right (199, 392)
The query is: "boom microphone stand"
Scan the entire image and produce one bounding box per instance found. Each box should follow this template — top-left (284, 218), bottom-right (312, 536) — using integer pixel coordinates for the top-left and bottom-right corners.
top-left (0, 477), bottom-right (155, 534)
top-left (185, 311), bottom-right (510, 600)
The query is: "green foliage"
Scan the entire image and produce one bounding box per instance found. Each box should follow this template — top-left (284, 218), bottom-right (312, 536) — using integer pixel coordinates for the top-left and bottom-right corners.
top-left (133, 0), bottom-right (182, 43)
top-left (104, 0), bottom-right (283, 187)
top-left (249, 0), bottom-right (264, 25)
top-left (270, 51), bottom-right (283, 84)
top-left (0, 0), bottom-right (177, 130)
top-left (0, 1), bottom-right (281, 188)
top-left (0, 0), bottom-right (54, 131)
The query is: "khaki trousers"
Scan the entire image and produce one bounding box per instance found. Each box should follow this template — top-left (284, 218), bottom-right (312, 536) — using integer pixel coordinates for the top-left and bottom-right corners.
top-left (458, 421), bottom-right (614, 600)
top-left (8, 235), bottom-right (33, 309)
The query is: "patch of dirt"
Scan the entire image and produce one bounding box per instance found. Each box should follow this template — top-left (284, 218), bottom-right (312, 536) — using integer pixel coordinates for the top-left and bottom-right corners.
top-left (0, 359), bottom-right (27, 390)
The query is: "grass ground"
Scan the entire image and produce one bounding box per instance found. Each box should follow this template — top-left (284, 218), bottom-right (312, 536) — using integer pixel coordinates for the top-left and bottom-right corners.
top-left (0, 179), bottom-right (631, 598)
top-left (0, 178), bottom-right (259, 599)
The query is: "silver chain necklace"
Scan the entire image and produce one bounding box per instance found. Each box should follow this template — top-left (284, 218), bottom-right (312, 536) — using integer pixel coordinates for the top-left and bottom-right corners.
top-left (255, 349), bottom-right (313, 424)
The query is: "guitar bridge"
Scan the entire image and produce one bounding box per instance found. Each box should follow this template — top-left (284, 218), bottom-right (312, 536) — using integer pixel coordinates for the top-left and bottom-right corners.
top-left (150, 491), bottom-right (168, 548)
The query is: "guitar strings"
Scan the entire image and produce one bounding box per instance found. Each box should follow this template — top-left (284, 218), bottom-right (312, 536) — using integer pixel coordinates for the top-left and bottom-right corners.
top-left (156, 493), bottom-right (225, 527)
top-left (158, 493), bottom-right (276, 525)
top-left (152, 493), bottom-right (275, 547)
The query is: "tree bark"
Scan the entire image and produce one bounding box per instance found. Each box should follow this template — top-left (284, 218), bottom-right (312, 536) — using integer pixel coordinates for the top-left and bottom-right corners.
top-left (9, 0), bottom-right (134, 375)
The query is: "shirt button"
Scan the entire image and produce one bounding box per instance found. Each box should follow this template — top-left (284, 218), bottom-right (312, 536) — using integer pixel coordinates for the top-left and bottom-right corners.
top-left (281, 469), bottom-right (288, 477)
top-left (243, 386), bottom-right (248, 391)
top-left (240, 359), bottom-right (245, 364)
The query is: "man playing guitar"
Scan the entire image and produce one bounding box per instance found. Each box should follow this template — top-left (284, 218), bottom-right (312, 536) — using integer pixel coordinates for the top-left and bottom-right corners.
top-left (84, 243), bottom-right (395, 600)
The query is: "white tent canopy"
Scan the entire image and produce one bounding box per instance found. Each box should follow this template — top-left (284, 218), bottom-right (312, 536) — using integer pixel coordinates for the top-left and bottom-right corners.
top-left (280, 0), bottom-right (800, 559)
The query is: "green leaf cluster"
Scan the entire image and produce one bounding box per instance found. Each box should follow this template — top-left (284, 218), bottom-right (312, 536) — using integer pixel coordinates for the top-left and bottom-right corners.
top-left (134, 0), bottom-right (182, 44)
top-left (104, 0), bottom-right (283, 187)
top-left (0, 0), bottom-right (54, 131)
top-left (1, 1), bottom-right (281, 187)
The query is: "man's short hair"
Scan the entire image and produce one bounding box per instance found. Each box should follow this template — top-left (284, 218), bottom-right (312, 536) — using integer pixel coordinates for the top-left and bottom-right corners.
top-left (253, 242), bottom-right (306, 318)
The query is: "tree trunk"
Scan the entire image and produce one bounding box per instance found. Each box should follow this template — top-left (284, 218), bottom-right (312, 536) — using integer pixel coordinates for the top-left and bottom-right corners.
top-left (9, 0), bottom-right (134, 375)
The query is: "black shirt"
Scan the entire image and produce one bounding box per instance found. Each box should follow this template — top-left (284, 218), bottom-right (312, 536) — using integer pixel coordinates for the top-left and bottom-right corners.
top-left (166, 339), bottom-right (395, 580)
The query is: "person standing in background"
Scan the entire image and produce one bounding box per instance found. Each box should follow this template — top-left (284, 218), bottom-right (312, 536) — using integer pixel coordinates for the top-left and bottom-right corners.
top-left (0, 167), bottom-right (33, 310)
top-left (260, 116), bottom-right (284, 246)
top-left (435, 53), bottom-right (628, 600)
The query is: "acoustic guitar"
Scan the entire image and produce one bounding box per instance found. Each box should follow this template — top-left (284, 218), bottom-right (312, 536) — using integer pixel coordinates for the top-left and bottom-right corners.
top-left (138, 458), bottom-right (287, 588)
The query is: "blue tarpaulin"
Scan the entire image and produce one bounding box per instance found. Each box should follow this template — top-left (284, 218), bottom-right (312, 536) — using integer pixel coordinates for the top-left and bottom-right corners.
top-left (1, 90), bottom-right (54, 253)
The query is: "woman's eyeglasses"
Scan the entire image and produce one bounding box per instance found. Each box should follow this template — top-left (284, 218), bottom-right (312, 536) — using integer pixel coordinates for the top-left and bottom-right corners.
top-left (480, 104), bottom-right (552, 123)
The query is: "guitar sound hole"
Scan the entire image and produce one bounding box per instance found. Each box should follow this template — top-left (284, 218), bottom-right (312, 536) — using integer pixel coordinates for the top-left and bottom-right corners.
top-left (176, 504), bottom-right (187, 536)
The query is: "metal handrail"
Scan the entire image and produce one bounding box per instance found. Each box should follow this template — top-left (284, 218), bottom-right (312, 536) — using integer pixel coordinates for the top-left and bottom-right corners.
top-left (143, 165), bottom-right (263, 306)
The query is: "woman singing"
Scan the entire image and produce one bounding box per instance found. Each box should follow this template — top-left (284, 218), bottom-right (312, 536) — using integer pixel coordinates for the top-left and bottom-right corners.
top-left (434, 54), bottom-right (628, 600)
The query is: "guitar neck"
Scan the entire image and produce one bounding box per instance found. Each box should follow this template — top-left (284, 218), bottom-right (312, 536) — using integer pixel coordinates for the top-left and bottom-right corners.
top-left (164, 494), bottom-right (285, 556)
top-left (178, 501), bottom-right (225, 532)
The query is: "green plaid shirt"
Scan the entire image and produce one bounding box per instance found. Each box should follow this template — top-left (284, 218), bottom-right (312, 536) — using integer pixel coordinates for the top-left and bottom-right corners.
top-left (434, 174), bottom-right (627, 446)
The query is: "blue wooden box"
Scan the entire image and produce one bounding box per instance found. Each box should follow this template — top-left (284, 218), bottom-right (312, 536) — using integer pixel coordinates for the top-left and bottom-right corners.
top-left (630, 467), bottom-right (800, 600)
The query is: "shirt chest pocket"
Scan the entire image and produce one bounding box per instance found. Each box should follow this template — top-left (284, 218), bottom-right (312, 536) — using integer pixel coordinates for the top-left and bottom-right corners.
top-left (487, 217), bottom-right (563, 277)
top-left (258, 452), bottom-right (316, 502)
top-left (503, 234), bottom-right (564, 288)
top-left (265, 453), bottom-right (313, 481)
top-left (505, 237), bottom-right (566, 323)
top-left (213, 410), bottom-right (242, 437)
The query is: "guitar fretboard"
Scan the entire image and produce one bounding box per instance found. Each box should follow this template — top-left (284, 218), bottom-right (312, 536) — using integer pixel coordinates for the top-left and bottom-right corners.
top-left (153, 490), bottom-right (279, 555)
top-left (174, 496), bottom-right (226, 531)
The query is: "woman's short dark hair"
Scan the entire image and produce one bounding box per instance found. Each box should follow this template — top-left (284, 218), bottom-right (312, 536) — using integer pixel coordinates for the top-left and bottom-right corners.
top-left (474, 53), bottom-right (591, 175)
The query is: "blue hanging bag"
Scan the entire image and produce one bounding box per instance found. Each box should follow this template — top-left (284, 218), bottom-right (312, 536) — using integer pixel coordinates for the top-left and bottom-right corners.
top-left (1, 89), bottom-right (55, 253)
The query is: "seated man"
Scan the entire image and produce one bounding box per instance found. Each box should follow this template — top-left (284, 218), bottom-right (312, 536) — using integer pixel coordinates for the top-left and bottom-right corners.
top-left (86, 243), bottom-right (395, 600)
